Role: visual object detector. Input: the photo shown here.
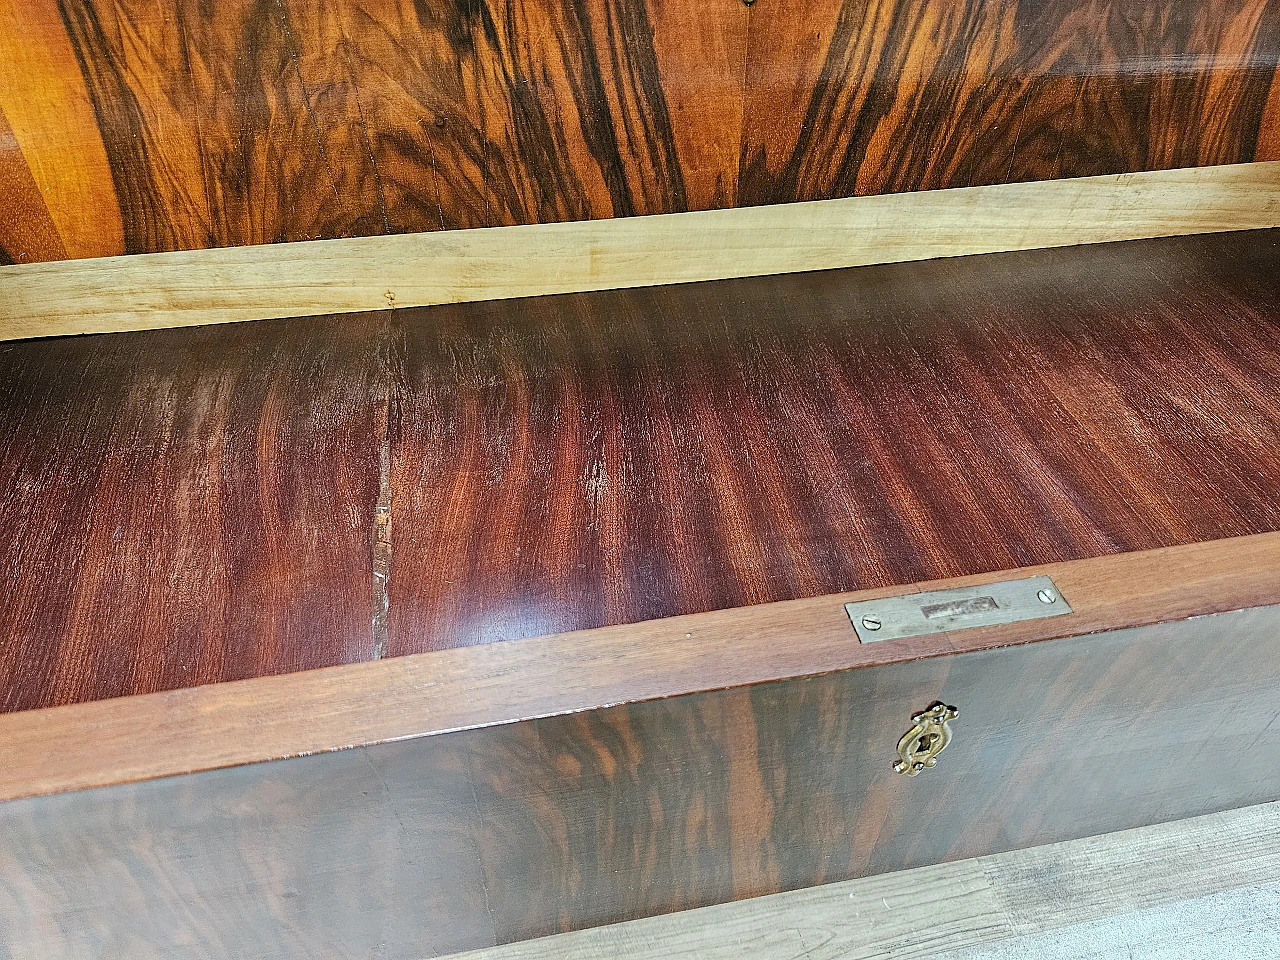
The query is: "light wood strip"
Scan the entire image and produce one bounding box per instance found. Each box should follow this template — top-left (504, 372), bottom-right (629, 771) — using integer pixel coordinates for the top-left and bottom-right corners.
top-left (2, 162), bottom-right (1279, 339)
top-left (448, 801), bottom-right (1280, 960)
top-left (0, 533), bottom-right (1277, 803)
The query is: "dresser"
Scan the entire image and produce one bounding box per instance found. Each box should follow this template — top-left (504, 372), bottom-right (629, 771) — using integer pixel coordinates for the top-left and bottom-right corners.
top-left (2, 1), bottom-right (1279, 956)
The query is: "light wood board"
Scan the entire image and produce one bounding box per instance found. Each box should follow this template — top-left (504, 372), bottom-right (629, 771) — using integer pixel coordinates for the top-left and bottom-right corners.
top-left (2, 162), bottom-right (1279, 340)
top-left (449, 800), bottom-right (1280, 960)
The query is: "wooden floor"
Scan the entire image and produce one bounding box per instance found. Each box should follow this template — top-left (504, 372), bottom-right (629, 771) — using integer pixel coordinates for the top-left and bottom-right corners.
top-left (2, 228), bottom-right (1280, 711)
top-left (449, 801), bottom-right (1280, 960)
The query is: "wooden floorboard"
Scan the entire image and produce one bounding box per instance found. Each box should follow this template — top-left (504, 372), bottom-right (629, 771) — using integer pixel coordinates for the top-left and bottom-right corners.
top-left (447, 801), bottom-right (1280, 960)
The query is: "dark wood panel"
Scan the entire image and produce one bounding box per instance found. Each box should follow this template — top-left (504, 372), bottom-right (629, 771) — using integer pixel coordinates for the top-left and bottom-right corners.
top-left (4, 603), bottom-right (1280, 955)
top-left (386, 228), bottom-right (1280, 655)
top-left (0, 729), bottom-right (496, 958)
top-left (1, 0), bottom-right (1275, 261)
top-left (2, 230), bottom-right (1280, 711)
top-left (737, 0), bottom-right (1280, 205)
top-left (0, 314), bottom-right (384, 713)
top-left (468, 606), bottom-right (1280, 940)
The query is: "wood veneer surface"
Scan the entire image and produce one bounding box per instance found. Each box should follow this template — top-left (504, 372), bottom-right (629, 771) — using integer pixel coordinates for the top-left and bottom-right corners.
top-left (1, 0), bottom-right (1277, 263)
top-left (387, 228), bottom-right (1280, 653)
top-left (5, 602), bottom-right (1280, 956)
top-left (1, 229), bottom-right (1279, 711)
top-left (0, 313), bottom-right (387, 712)
top-left (8, 535), bottom-right (1277, 804)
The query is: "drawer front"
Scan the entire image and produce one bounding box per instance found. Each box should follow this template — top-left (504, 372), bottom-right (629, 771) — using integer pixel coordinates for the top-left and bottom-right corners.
top-left (3, 604), bottom-right (1279, 957)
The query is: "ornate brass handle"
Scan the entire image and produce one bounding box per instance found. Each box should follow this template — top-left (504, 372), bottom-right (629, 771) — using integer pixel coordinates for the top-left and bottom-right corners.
top-left (893, 702), bottom-right (958, 776)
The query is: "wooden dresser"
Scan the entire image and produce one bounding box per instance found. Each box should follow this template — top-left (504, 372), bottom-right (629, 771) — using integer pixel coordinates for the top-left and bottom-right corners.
top-left (1, 1), bottom-right (1279, 956)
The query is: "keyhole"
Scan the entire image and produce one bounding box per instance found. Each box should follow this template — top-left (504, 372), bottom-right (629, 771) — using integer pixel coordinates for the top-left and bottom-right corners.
top-left (916, 735), bottom-right (935, 754)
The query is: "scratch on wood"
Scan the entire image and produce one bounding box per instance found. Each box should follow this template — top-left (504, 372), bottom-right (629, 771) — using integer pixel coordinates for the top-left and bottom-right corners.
top-left (371, 312), bottom-right (393, 660)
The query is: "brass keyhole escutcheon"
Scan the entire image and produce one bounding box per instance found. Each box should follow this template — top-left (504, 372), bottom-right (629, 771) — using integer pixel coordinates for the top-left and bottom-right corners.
top-left (893, 702), bottom-right (958, 776)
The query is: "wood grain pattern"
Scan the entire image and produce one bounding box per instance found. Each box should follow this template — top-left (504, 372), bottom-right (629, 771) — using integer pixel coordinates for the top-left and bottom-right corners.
top-left (0, 733), bottom-right (497, 960)
top-left (0, 0), bottom-right (747, 259)
top-left (470, 0), bottom-right (747, 222)
top-left (386, 226), bottom-right (1280, 654)
top-left (0, 312), bottom-right (383, 714)
top-left (0, 0), bottom-right (1276, 261)
top-left (737, 0), bottom-right (1280, 205)
top-left (2, 228), bottom-right (1280, 715)
top-left (457, 606), bottom-right (1280, 941)
top-left (452, 801), bottom-right (1280, 960)
top-left (0, 531), bottom-right (1277, 803)
top-left (0, 0), bottom-right (123, 261)
top-left (0, 104), bottom-right (67, 263)
top-left (1260, 70), bottom-right (1280, 159)
top-left (3, 602), bottom-right (1280, 956)
top-left (4, 161), bottom-right (1279, 340)
top-left (52, 0), bottom-right (385, 253)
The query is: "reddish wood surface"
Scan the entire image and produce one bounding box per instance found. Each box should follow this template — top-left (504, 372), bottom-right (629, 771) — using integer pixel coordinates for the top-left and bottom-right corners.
top-left (387, 227), bottom-right (1280, 654)
top-left (3, 599), bottom-right (1280, 956)
top-left (0, 533), bottom-right (1276, 804)
top-left (0, 313), bottom-right (385, 713)
top-left (1, 229), bottom-right (1279, 711)
top-left (0, 0), bottom-right (1276, 262)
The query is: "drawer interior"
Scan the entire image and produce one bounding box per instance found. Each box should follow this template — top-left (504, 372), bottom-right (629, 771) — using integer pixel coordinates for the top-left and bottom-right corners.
top-left (2, 228), bottom-right (1279, 713)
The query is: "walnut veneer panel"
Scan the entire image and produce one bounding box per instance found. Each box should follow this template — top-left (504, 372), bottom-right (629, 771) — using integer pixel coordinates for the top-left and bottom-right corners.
top-left (0, 0), bottom-right (1276, 262)
top-left (739, 0), bottom-right (1280, 203)
top-left (2, 230), bottom-right (1280, 711)
top-left (4, 603), bottom-right (1280, 956)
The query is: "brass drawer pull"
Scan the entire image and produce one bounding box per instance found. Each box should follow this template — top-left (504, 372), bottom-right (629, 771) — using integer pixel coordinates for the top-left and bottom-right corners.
top-left (893, 702), bottom-right (959, 776)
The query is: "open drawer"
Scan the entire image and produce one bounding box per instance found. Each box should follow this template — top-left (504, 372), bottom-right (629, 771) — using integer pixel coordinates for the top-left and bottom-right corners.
top-left (1, 228), bottom-right (1279, 956)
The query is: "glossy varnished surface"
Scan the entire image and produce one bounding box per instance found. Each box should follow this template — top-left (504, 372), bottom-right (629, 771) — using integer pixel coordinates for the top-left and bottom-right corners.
top-left (0, 314), bottom-right (385, 712)
top-left (3, 535), bottom-right (1276, 802)
top-left (2, 230), bottom-right (1280, 709)
top-left (0, 0), bottom-right (1277, 262)
top-left (4, 603), bottom-right (1280, 956)
top-left (387, 228), bottom-right (1280, 653)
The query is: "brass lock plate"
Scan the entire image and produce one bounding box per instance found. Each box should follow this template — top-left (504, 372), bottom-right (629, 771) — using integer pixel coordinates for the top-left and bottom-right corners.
top-left (845, 576), bottom-right (1071, 643)
top-left (894, 702), bottom-right (959, 776)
